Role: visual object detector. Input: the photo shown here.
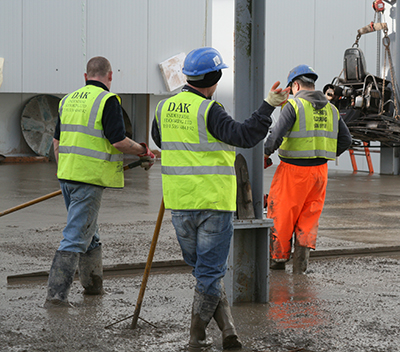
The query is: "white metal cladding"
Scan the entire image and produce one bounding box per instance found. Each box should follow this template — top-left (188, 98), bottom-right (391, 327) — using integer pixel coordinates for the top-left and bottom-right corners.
top-left (0, 1), bottom-right (23, 93)
top-left (0, 0), bottom-right (211, 95)
top-left (264, 0), bottom-right (387, 93)
top-left (22, 1), bottom-right (85, 94)
top-left (86, 0), bottom-right (148, 94)
top-left (147, 0), bottom-right (211, 95)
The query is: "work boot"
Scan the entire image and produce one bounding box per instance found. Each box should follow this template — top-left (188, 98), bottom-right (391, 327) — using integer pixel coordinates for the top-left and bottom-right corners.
top-left (213, 284), bottom-right (242, 350)
top-left (44, 250), bottom-right (79, 308)
top-left (78, 245), bottom-right (105, 295)
top-left (188, 289), bottom-right (220, 352)
top-left (292, 243), bottom-right (310, 274)
top-left (270, 259), bottom-right (286, 270)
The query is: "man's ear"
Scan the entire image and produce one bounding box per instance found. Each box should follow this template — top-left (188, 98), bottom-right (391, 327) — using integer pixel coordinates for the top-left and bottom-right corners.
top-left (84, 73), bottom-right (88, 82)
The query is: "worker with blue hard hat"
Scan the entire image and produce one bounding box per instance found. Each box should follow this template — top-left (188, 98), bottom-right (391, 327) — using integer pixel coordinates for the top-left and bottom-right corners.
top-left (152, 46), bottom-right (289, 351)
top-left (286, 64), bottom-right (319, 90)
top-left (182, 46), bottom-right (229, 78)
top-left (264, 64), bottom-right (352, 274)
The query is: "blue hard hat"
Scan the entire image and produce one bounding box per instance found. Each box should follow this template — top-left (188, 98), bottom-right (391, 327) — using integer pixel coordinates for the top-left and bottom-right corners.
top-left (182, 47), bottom-right (228, 78)
top-left (286, 64), bottom-right (318, 87)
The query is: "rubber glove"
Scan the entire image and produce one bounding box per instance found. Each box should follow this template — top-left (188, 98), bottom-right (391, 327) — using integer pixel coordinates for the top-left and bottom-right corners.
top-left (265, 81), bottom-right (290, 107)
top-left (138, 143), bottom-right (155, 171)
top-left (264, 155), bottom-right (273, 169)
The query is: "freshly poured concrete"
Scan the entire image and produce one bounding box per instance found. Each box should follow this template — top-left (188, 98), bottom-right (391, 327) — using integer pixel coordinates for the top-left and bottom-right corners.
top-left (1, 161), bottom-right (400, 351)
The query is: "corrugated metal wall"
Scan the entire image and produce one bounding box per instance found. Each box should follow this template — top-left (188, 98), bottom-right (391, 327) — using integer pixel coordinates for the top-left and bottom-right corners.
top-left (0, 0), bottom-right (210, 94)
top-left (0, 0), bottom-right (397, 168)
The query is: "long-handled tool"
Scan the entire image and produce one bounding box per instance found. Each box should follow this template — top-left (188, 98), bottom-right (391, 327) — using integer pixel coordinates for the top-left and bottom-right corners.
top-left (104, 197), bottom-right (165, 329)
top-left (0, 159), bottom-right (143, 218)
top-left (131, 198), bottom-right (165, 329)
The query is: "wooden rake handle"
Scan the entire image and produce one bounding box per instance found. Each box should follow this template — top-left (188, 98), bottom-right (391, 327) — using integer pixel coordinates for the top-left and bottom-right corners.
top-left (131, 198), bottom-right (165, 329)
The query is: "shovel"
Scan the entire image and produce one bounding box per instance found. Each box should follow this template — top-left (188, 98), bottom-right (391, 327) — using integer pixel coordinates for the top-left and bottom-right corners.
top-left (0, 159), bottom-right (143, 218)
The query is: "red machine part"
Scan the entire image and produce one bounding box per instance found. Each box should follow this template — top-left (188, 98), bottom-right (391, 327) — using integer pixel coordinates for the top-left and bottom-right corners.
top-left (372, 0), bottom-right (385, 12)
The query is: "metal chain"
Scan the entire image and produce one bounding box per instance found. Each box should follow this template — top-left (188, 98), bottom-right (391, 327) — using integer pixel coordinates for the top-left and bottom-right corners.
top-left (382, 29), bottom-right (400, 119)
top-left (376, 12), bottom-right (381, 75)
top-left (352, 34), bottom-right (361, 48)
top-left (381, 43), bottom-right (387, 115)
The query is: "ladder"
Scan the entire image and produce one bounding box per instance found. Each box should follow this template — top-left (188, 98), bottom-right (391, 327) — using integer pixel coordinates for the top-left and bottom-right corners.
top-left (348, 142), bottom-right (374, 174)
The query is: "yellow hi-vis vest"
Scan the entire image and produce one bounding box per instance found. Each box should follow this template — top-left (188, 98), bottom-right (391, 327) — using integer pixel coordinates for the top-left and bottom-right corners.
top-left (57, 85), bottom-right (124, 188)
top-left (279, 97), bottom-right (339, 160)
top-left (155, 91), bottom-right (236, 211)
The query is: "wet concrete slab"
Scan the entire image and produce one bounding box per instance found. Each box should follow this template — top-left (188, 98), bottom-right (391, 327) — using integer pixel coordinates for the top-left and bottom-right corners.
top-left (1, 161), bottom-right (400, 351)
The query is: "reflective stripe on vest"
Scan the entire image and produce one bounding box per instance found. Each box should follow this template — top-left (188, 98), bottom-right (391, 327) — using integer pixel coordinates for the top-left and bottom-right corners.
top-left (278, 98), bottom-right (339, 160)
top-left (58, 145), bottom-right (122, 162)
top-left (156, 99), bottom-right (234, 153)
top-left (57, 86), bottom-right (123, 188)
top-left (155, 92), bottom-right (236, 211)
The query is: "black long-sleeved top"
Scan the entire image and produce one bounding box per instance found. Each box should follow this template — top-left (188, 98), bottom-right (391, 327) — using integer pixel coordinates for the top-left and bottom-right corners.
top-left (151, 85), bottom-right (275, 149)
top-left (264, 89), bottom-right (353, 166)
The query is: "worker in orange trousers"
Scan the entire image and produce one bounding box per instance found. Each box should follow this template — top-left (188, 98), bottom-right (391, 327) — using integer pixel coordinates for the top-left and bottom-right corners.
top-left (264, 64), bottom-right (352, 274)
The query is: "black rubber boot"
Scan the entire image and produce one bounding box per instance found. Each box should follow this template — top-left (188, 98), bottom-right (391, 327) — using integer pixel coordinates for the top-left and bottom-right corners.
top-left (213, 284), bottom-right (242, 350)
top-left (78, 245), bottom-right (105, 295)
top-left (270, 259), bottom-right (286, 270)
top-left (188, 289), bottom-right (220, 352)
top-left (44, 250), bottom-right (79, 308)
top-left (292, 243), bottom-right (310, 274)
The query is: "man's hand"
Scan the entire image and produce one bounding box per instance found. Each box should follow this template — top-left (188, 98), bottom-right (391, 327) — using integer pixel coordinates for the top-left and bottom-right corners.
top-left (138, 143), bottom-right (155, 171)
top-left (265, 81), bottom-right (290, 107)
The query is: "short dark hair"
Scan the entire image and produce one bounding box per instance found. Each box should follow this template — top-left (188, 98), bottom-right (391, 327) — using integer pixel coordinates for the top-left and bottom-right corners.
top-left (86, 56), bottom-right (111, 78)
top-left (294, 75), bottom-right (315, 89)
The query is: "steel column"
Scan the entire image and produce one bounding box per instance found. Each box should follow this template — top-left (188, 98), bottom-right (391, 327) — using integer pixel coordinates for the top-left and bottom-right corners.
top-left (225, 0), bottom-right (271, 304)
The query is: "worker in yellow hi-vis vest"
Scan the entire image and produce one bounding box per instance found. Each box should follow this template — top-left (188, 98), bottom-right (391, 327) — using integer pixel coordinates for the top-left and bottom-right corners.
top-left (152, 47), bottom-right (290, 351)
top-left (264, 64), bottom-right (352, 274)
top-left (44, 56), bottom-right (155, 308)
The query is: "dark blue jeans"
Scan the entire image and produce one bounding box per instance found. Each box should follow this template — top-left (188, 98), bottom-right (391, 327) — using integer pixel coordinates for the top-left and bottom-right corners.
top-left (171, 210), bottom-right (233, 297)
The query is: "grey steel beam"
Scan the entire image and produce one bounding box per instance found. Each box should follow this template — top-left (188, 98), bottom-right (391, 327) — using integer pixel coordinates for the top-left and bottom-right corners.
top-left (234, 0), bottom-right (266, 218)
top-left (225, 0), bottom-right (271, 304)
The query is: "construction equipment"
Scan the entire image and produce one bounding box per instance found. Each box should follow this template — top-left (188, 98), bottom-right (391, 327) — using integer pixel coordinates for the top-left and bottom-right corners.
top-left (324, 3), bottom-right (400, 147)
top-left (0, 159), bottom-right (143, 218)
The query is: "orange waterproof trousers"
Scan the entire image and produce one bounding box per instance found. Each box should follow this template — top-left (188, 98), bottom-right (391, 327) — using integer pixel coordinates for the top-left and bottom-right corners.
top-left (267, 161), bottom-right (328, 261)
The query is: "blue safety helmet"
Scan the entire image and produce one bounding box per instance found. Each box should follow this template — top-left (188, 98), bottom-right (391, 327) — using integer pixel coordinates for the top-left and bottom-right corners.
top-left (182, 47), bottom-right (228, 79)
top-left (286, 64), bottom-right (318, 87)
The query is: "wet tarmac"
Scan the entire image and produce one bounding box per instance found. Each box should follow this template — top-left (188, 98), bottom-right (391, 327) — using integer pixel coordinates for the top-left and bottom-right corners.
top-left (1, 160), bottom-right (400, 351)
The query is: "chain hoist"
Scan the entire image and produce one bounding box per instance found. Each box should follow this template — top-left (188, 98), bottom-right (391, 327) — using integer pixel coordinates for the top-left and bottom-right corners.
top-left (381, 29), bottom-right (400, 119)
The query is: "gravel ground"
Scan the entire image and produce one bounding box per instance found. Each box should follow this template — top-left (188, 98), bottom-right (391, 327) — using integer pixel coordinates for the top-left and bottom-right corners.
top-left (1, 162), bottom-right (400, 351)
top-left (1, 219), bottom-right (400, 352)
